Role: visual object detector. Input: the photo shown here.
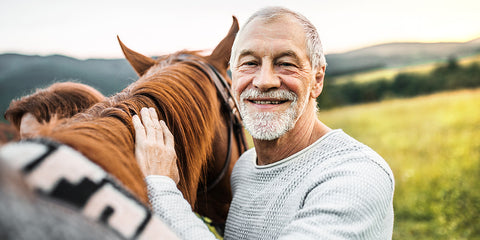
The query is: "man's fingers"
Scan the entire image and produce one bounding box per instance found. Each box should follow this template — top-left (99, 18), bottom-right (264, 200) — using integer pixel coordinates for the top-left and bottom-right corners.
top-left (132, 114), bottom-right (146, 144)
top-left (140, 107), bottom-right (154, 128)
top-left (133, 112), bottom-right (179, 180)
top-left (133, 114), bottom-right (148, 176)
top-left (140, 107), bottom-right (158, 142)
top-left (160, 120), bottom-right (175, 148)
top-left (149, 107), bottom-right (160, 121)
top-left (149, 107), bottom-right (164, 145)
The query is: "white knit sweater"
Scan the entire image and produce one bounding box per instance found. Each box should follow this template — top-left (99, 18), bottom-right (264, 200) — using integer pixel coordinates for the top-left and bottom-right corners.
top-left (146, 129), bottom-right (395, 240)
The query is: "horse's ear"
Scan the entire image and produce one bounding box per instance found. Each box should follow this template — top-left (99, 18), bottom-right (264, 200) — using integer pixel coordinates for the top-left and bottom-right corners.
top-left (117, 36), bottom-right (156, 76)
top-left (207, 16), bottom-right (239, 73)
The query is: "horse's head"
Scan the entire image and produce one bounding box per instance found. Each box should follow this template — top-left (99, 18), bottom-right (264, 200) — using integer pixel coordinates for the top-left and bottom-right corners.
top-left (113, 17), bottom-right (245, 223)
top-left (119, 16), bottom-right (238, 82)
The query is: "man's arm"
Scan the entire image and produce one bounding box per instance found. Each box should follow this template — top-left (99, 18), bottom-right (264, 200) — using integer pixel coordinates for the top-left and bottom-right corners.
top-left (145, 176), bottom-right (218, 239)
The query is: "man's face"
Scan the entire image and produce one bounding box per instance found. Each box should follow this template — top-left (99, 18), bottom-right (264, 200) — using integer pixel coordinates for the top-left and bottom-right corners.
top-left (231, 16), bottom-right (320, 140)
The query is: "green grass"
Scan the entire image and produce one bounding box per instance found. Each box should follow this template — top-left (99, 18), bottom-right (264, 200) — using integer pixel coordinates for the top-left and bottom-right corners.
top-left (319, 89), bottom-right (480, 239)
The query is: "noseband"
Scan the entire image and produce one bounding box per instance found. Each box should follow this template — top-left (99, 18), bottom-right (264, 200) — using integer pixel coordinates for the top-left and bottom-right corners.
top-left (175, 54), bottom-right (248, 193)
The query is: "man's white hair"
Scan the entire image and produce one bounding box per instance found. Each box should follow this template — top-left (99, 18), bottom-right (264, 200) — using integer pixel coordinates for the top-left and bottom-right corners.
top-left (230, 6), bottom-right (327, 70)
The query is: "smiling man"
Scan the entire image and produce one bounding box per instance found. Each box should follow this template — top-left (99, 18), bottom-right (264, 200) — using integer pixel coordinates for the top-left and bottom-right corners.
top-left (134, 6), bottom-right (395, 240)
top-left (230, 9), bottom-right (330, 165)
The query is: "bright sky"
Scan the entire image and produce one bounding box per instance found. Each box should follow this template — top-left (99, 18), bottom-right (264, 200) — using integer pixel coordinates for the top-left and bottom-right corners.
top-left (1, 0), bottom-right (479, 59)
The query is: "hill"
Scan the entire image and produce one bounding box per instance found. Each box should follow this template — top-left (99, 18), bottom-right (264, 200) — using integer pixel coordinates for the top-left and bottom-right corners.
top-left (0, 54), bottom-right (137, 117)
top-left (326, 37), bottom-right (480, 76)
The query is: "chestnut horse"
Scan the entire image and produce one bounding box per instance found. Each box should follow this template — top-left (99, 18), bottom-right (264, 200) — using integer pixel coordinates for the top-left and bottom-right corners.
top-left (4, 81), bottom-right (106, 138)
top-left (24, 17), bottom-right (245, 226)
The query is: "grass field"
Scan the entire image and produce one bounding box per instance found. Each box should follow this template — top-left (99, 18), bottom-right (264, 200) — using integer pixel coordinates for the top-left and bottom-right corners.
top-left (333, 53), bottom-right (480, 85)
top-left (319, 88), bottom-right (480, 239)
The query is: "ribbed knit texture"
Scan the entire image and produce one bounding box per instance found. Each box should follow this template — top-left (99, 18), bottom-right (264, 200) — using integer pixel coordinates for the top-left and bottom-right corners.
top-left (146, 129), bottom-right (395, 240)
top-left (145, 175), bottom-right (217, 239)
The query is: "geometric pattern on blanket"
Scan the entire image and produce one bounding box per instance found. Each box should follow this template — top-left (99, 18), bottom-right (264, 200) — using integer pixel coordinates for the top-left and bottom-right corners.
top-left (0, 138), bottom-right (179, 240)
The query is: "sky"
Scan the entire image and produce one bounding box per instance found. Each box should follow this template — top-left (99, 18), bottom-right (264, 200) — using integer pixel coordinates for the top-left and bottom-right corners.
top-left (1, 0), bottom-right (479, 59)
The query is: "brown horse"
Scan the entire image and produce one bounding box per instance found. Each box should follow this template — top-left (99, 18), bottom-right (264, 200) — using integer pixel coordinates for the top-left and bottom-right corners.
top-left (28, 17), bottom-right (245, 225)
top-left (4, 81), bottom-right (106, 138)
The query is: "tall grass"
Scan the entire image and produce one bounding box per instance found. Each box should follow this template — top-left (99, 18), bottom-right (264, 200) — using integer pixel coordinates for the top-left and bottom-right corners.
top-left (319, 89), bottom-right (480, 239)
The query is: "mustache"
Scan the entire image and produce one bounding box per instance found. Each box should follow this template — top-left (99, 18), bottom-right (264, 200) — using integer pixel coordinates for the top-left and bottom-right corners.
top-left (239, 89), bottom-right (297, 101)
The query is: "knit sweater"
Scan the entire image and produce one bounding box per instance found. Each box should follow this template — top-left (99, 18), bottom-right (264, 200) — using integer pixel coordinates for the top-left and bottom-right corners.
top-left (146, 129), bottom-right (395, 239)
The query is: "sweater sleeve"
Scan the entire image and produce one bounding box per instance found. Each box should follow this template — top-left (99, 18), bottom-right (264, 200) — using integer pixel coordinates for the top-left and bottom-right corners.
top-left (145, 176), bottom-right (219, 240)
top-left (278, 160), bottom-right (394, 240)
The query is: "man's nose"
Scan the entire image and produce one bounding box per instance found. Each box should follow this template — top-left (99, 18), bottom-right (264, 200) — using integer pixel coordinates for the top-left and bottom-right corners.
top-left (252, 64), bottom-right (281, 91)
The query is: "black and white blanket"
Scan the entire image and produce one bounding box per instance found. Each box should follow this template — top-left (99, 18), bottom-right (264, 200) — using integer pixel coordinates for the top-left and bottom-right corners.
top-left (0, 138), bottom-right (178, 240)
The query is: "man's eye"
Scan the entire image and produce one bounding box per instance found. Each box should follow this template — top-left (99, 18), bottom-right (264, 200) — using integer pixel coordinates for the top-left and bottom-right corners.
top-left (278, 62), bottom-right (295, 67)
top-left (242, 61), bottom-right (258, 66)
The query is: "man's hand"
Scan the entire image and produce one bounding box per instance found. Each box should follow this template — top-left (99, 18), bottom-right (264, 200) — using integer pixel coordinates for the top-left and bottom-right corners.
top-left (132, 107), bottom-right (180, 184)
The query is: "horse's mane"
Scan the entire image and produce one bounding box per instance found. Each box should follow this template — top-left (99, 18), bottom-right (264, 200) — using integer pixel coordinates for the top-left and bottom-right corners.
top-left (41, 51), bottom-right (221, 206)
top-left (4, 82), bottom-right (106, 131)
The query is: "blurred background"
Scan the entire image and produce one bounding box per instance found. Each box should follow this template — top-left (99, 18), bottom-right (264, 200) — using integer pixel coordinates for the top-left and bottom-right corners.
top-left (1, 0), bottom-right (479, 238)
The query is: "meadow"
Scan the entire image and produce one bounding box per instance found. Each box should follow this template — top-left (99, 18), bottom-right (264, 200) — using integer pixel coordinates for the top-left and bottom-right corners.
top-left (319, 88), bottom-right (480, 239)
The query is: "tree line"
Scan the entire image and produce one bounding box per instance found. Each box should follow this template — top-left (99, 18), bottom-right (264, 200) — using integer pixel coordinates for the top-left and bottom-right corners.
top-left (318, 57), bottom-right (480, 109)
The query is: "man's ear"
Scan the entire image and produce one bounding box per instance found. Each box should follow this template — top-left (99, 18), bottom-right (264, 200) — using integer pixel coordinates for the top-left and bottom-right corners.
top-left (311, 66), bottom-right (325, 98)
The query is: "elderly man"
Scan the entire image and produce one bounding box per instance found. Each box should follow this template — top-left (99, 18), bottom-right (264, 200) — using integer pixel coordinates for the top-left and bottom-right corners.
top-left (133, 6), bottom-right (394, 240)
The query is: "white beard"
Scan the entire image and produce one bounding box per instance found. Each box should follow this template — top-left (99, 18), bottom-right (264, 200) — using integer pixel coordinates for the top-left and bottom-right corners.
top-left (238, 89), bottom-right (307, 140)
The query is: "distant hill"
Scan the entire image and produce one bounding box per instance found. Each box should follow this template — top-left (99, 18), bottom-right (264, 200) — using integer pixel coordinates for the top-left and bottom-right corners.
top-left (0, 54), bottom-right (137, 117)
top-left (326, 37), bottom-right (480, 76)
top-left (1, 37), bottom-right (479, 117)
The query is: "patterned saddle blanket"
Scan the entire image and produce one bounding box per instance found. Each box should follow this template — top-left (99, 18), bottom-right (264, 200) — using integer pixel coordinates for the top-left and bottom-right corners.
top-left (0, 138), bottom-right (179, 240)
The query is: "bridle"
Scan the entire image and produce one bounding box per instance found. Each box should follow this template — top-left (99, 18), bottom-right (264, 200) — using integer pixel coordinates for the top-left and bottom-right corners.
top-left (175, 54), bottom-right (248, 193)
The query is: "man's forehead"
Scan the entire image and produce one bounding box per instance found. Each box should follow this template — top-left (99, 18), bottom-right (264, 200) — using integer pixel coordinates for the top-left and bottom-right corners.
top-left (242, 15), bottom-right (301, 35)
top-left (231, 14), bottom-right (309, 66)
top-left (236, 15), bottom-right (305, 46)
